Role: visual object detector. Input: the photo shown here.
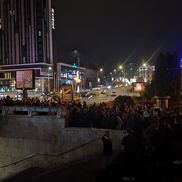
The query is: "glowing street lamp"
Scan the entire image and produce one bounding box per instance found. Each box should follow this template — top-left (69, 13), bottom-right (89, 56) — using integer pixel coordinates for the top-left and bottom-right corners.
top-left (118, 65), bottom-right (126, 85)
top-left (118, 65), bottom-right (123, 70)
top-left (97, 68), bottom-right (103, 85)
top-left (143, 63), bottom-right (147, 67)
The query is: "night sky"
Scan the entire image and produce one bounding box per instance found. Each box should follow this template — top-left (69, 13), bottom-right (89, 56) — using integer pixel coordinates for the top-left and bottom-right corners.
top-left (52, 0), bottom-right (182, 73)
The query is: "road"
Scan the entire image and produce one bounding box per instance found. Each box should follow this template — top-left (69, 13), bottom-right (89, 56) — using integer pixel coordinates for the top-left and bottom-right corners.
top-left (81, 87), bottom-right (140, 104)
top-left (1, 86), bottom-right (140, 105)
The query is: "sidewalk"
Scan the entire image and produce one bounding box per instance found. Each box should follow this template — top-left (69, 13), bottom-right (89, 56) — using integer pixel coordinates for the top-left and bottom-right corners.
top-left (35, 155), bottom-right (107, 182)
top-left (3, 155), bottom-right (108, 182)
top-left (4, 154), bottom-right (182, 182)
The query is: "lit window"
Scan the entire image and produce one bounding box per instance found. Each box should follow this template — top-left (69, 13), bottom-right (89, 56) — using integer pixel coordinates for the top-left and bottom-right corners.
top-left (38, 31), bottom-right (42, 37)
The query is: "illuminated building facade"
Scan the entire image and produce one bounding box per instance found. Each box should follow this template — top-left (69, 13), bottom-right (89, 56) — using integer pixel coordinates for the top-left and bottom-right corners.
top-left (57, 63), bottom-right (85, 93)
top-left (138, 65), bottom-right (155, 83)
top-left (0, 0), bottom-right (53, 92)
top-left (56, 62), bottom-right (97, 92)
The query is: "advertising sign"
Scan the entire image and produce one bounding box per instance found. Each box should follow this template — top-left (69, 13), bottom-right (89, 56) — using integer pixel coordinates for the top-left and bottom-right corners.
top-left (16, 70), bottom-right (35, 89)
top-left (61, 85), bottom-right (73, 102)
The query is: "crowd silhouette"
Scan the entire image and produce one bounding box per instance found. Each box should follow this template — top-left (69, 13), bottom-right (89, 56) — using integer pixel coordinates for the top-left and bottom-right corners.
top-left (1, 95), bottom-right (182, 181)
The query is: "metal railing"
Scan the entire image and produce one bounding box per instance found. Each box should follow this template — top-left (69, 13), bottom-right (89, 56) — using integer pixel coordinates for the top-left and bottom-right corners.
top-left (0, 106), bottom-right (62, 118)
top-left (0, 137), bottom-right (101, 170)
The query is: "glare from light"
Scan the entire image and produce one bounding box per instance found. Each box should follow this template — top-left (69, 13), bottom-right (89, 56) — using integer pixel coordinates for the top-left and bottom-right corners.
top-left (119, 65), bottom-right (123, 70)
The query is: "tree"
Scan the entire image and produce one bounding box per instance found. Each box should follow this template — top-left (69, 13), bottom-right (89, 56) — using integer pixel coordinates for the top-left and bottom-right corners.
top-left (153, 52), bottom-right (181, 101)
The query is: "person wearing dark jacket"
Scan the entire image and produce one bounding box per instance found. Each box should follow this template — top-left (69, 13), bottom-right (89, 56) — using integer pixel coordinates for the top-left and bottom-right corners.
top-left (3, 96), bottom-right (13, 106)
top-left (102, 130), bottom-right (113, 156)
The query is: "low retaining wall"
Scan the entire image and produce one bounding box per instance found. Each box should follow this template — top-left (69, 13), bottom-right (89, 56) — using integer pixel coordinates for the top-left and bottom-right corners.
top-left (0, 115), bottom-right (125, 180)
top-left (1, 106), bottom-right (62, 118)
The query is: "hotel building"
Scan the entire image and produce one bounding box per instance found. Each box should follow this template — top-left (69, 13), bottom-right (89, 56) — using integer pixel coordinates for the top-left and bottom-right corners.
top-left (0, 0), bottom-right (53, 92)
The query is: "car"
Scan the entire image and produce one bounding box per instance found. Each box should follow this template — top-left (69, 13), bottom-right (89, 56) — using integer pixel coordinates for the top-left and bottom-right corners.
top-left (101, 90), bottom-right (106, 94)
top-left (0, 93), bottom-right (6, 98)
top-left (111, 91), bottom-right (117, 97)
top-left (15, 92), bottom-right (23, 98)
top-left (80, 92), bottom-right (88, 97)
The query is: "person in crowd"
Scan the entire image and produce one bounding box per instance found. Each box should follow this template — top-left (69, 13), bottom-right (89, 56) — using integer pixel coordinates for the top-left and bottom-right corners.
top-left (121, 129), bottom-right (138, 181)
top-left (102, 130), bottom-right (113, 157)
top-left (90, 127), bottom-right (113, 168)
top-left (2, 95), bottom-right (13, 106)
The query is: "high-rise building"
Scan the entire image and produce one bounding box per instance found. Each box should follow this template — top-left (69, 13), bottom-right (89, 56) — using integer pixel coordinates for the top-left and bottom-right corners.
top-left (0, 0), bottom-right (53, 92)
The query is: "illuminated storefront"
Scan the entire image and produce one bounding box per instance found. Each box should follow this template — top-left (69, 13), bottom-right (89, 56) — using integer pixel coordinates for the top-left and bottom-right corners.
top-left (57, 63), bottom-right (85, 93)
top-left (0, 64), bottom-right (53, 93)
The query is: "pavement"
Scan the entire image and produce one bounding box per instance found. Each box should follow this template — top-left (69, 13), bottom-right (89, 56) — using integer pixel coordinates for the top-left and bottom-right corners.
top-left (3, 155), bottom-right (107, 182)
top-left (3, 154), bottom-right (182, 182)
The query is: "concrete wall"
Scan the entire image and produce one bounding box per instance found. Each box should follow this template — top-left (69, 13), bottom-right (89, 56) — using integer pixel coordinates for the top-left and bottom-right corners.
top-left (0, 115), bottom-right (125, 180)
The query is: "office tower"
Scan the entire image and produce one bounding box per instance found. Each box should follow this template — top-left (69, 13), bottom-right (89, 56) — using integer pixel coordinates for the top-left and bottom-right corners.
top-left (0, 0), bottom-right (53, 92)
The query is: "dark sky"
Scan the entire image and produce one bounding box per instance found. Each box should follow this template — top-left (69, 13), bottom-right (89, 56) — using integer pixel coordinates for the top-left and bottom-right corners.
top-left (52, 0), bottom-right (182, 73)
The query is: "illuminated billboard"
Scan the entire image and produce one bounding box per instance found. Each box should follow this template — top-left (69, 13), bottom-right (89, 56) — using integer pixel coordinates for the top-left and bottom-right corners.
top-left (16, 70), bottom-right (35, 89)
top-left (61, 84), bottom-right (73, 102)
top-left (133, 82), bottom-right (145, 92)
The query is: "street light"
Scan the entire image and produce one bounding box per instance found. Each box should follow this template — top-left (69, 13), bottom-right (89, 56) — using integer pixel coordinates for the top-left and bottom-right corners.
top-left (73, 50), bottom-right (80, 67)
top-left (143, 63), bottom-right (147, 67)
top-left (118, 64), bottom-right (126, 85)
top-left (48, 67), bottom-right (52, 92)
top-left (118, 65), bottom-right (123, 70)
top-left (97, 68), bottom-right (103, 85)
top-left (142, 62), bottom-right (148, 82)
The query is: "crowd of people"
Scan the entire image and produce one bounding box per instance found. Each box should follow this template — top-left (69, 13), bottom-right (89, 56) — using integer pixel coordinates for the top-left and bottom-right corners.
top-left (1, 95), bottom-right (182, 180)
top-left (90, 103), bottom-right (182, 181)
top-left (0, 95), bottom-right (62, 107)
top-left (65, 100), bottom-right (182, 180)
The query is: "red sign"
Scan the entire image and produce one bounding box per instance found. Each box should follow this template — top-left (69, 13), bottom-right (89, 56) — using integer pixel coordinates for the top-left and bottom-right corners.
top-left (133, 82), bottom-right (145, 92)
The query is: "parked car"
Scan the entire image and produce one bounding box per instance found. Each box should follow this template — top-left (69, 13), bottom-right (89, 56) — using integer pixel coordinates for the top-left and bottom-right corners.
top-left (101, 90), bottom-right (106, 94)
top-left (111, 91), bottom-right (117, 97)
top-left (0, 93), bottom-right (6, 98)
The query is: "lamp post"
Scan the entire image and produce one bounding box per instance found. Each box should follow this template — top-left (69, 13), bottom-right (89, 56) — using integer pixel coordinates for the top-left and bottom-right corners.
top-left (97, 68), bottom-right (103, 85)
top-left (53, 71), bottom-right (56, 91)
top-left (118, 65), bottom-right (126, 86)
top-left (73, 50), bottom-right (82, 90)
top-left (142, 62), bottom-right (147, 83)
top-left (73, 50), bottom-right (80, 67)
top-left (48, 67), bottom-right (52, 92)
